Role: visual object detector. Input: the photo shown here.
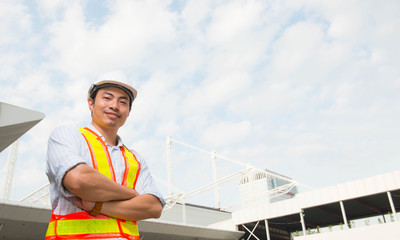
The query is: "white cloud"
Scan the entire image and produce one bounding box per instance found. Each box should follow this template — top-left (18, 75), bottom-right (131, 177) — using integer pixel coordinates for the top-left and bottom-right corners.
top-left (1, 0), bottom-right (400, 200)
top-left (46, 0), bottom-right (177, 77)
top-left (0, 1), bottom-right (35, 80)
top-left (0, 1), bottom-right (31, 45)
top-left (270, 21), bottom-right (325, 78)
top-left (133, 70), bottom-right (180, 124)
top-left (181, 1), bottom-right (211, 30)
top-left (184, 72), bottom-right (251, 111)
top-left (202, 121), bottom-right (251, 147)
top-left (206, 0), bottom-right (264, 46)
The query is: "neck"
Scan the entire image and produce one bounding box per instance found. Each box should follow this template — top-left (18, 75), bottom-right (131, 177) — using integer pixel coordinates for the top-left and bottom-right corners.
top-left (91, 122), bottom-right (119, 146)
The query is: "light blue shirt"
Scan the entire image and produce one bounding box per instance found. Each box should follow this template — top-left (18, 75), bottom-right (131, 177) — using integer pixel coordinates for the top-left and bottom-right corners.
top-left (45, 124), bottom-right (165, 218)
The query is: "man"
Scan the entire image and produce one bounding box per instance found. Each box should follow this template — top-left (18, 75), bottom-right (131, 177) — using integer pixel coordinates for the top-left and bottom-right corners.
top-left (45, 73), bottom-right (164, 240)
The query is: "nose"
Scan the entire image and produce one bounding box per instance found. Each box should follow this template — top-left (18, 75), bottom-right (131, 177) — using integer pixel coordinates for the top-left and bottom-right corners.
top-left (109, 99), bottom-right (119, 111)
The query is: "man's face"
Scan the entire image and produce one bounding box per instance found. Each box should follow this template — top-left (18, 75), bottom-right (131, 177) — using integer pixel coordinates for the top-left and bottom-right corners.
top-left (88, 86), bottom-right (131, 131)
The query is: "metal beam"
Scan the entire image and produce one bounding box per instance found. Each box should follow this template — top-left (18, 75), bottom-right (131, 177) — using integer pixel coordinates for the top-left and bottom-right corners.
top-left (242, 221), bottom-right (260, 240)
top-left (317, 206), bottom-right (342, 218)
top-left (355, 198), bottom-right (382, 214)
top-left (283, 214), bottom-right (316, 228)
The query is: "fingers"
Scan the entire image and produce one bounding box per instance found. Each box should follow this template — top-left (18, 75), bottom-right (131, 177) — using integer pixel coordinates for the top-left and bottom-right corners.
top-left (70, 196), bottom-right (95, 211)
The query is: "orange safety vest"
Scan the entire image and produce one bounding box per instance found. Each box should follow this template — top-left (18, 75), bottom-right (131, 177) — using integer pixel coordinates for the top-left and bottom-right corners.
top-left (45, 127), bottom-right (141, 240)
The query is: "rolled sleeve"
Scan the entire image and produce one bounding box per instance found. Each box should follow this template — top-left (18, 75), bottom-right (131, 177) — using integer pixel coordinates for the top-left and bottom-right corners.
top-left (46, 126), bottom-right (87, 198)
top-left (133, 152), bottom-right (165, 208)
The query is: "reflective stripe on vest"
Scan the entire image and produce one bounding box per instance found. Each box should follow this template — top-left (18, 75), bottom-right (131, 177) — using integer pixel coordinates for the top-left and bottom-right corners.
top-left (45, 127), bottom-right (141, 240)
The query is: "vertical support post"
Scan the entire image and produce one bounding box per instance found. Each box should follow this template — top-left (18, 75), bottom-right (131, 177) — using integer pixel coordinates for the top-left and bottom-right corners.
top-left (265, 219), bottom-right (271, 240)
top-left (182, 198), bottom-right (187, 224)
top-left (340, 201), bottom-right (349, 229)
top-left (387, 191), bottom-right (398, 221)
top-left (300, 211), bottom-right (306, 236)
top-left (212, 150), bottom-right (220, 208)
top-left (249, 169), bottom-right (255, 204)
top-left (166, 136), bottom-right (173, 196)
top-left (2, 140), bottom-right (19, 200)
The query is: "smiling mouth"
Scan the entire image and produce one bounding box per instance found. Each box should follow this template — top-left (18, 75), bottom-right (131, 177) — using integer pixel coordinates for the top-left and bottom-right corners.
top-left (105, 112), bottom-right (120, 119)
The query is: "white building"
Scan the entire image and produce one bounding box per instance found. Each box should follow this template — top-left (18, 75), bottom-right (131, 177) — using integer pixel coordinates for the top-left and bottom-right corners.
top-left (234, 170), bottom-right (400, 240)
top-left (238, 169), bottom-right (298, 206)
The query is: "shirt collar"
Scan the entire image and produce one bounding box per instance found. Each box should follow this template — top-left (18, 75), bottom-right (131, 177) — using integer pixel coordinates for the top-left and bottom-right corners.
top-left (86, 123), bottom-right (124, 147)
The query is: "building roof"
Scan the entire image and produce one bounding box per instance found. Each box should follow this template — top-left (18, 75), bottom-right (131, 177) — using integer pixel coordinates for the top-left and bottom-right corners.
top-left (233, 170), bottom-right (400, 239)
top-left (0, 102), bottom-right (44, 153)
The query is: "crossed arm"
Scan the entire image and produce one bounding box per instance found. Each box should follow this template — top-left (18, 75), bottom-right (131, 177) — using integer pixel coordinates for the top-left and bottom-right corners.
top-left (63, 163), bottom-right (162, 221)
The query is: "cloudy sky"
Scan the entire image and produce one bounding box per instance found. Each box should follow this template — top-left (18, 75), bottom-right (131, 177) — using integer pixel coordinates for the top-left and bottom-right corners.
top-left (1, 0), bottom-right (400, 204)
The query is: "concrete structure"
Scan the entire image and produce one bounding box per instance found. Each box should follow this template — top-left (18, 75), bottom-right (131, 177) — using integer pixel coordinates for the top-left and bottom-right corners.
top-left (0, 200), bottom-right (243, 240)
top-left (0, 102), bottom-right (44, 153)
top-left (235, 170), bottom-right (400, 239)
top-left (295, 221), bottom-right (400, 240)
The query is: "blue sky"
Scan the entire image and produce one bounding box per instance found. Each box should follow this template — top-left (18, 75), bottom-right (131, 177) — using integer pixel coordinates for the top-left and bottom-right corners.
top-left (1, 0), bottom-right (400, 202)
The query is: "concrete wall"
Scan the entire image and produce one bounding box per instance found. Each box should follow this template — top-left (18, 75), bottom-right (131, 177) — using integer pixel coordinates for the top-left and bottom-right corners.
top-left (160, 203), bottom-right (232, 227)
top-left (233, 170), bottom-right (400, 224)
top-left (294, 221), bottom-right (400, 240)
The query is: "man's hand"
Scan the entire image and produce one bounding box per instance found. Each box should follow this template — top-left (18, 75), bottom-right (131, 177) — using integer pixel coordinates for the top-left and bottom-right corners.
top-left (63, 163), bottom-right (138, 202)
top-left (71, 196), bottom-right (96, 212)
top-left (100, 194), bottom-right (162, 221)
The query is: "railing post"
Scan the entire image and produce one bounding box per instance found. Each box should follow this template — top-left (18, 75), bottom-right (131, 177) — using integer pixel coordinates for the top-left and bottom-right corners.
top-left (166, 136), bottom-right (173, 196)
top-left (212, 150), bottom-right (220, 208)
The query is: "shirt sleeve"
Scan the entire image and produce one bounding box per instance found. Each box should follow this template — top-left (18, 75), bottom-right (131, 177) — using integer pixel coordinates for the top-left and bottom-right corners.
top-left (45, 126), bottom-right (87, 198)
top-left (133, 151), bottom-right (166, 208)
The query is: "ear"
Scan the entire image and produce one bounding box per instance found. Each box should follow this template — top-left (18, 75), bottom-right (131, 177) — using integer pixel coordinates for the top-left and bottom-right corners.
top-left (88, 98), bottom-right (94, 112)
